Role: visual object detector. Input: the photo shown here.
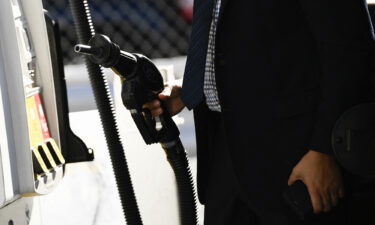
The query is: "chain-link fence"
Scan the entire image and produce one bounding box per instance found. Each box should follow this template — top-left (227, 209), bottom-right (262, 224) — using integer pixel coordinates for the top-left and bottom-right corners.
top-left (42, 0), bottom-right (192, 64)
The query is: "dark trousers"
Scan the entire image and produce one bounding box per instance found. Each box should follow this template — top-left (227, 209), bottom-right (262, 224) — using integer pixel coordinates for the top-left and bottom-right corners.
top-left (203, 110), bottom-right (258, 225)
top-left (202, 109), bottom-right (375, 225)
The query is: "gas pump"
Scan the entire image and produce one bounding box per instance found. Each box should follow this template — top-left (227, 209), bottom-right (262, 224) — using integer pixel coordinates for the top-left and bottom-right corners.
top-left (0, 0), bottom-right (92, 223)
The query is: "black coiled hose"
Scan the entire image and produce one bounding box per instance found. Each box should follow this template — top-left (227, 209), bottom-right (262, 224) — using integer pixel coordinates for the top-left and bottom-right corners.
top-left (163, 141), bottom-right (199, 225)
top-left (68, 1), bottom-right (143, 224)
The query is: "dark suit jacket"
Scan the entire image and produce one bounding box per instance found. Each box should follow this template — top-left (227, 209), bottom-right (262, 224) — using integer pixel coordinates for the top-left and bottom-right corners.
top-left (184, 0), bottom-right (375, 212)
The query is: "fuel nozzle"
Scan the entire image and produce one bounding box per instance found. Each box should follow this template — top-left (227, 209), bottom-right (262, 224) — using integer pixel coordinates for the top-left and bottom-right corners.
top-left (74, 34), bottom-right (137, 77)
top-left (75, 33), bottom-right (164, 94)
top-left (74, 44), bottom-right (102, 57)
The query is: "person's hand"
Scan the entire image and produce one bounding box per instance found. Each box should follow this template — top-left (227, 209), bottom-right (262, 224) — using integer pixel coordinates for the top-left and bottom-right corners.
top-left (288, 150), bottom-right (345, 214)
top-left (142, 85), bottom-right (185, 117)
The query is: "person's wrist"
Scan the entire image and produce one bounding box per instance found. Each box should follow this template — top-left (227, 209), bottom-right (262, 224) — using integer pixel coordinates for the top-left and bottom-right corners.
top-left (306, 150), bottom-right (338, 168)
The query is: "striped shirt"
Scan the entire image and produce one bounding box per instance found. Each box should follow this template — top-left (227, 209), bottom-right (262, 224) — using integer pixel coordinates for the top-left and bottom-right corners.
top-left (203, 0), bottom-right (222, 112)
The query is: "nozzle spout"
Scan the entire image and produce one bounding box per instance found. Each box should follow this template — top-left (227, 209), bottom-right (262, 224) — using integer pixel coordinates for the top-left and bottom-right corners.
top-left (74, 44), bottom-right (102, 56)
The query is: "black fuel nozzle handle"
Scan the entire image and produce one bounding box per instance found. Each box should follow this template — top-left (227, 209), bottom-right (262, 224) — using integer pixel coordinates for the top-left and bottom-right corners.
top-left (75, 34), bottom-right (180, 145)
top-left (121, 77), bottom-right (180, 145)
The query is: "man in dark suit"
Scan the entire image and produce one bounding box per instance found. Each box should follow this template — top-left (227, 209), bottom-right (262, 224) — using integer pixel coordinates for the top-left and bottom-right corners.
top-left (144, 0), bottom-right (375, 224)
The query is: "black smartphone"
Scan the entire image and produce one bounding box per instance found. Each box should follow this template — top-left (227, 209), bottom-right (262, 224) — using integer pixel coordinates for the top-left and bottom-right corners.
top-left (283, 180), bottom-right (313, 219)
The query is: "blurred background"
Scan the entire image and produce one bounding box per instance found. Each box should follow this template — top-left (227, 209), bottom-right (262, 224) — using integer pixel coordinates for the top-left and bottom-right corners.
top-left (43, 0), bottom-right (193, 64)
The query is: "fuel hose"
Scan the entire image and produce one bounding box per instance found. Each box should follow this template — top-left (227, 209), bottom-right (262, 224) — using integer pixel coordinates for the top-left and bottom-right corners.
top-left (162, 140), bottom-right (199, 225)
top-left (68, 1), bottom-right (143, 224)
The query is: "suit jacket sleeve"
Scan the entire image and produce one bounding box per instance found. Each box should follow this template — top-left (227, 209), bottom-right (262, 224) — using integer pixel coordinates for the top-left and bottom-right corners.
top-left (298, 0), bottom-right (375, 155)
